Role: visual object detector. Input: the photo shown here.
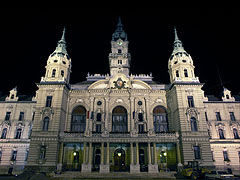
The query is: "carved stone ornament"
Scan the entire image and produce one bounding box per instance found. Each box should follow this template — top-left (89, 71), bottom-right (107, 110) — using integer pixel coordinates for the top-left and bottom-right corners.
top-left (155, 98), bottom-right (163, 103)
top-left (116, 98), bottom-right (123, 103)
top-left (185, 88), bottom-right (193, 95)
top-left (76, 98), bottom-right (84, 103)
top-left (113, 78), bottom-right (126, 89)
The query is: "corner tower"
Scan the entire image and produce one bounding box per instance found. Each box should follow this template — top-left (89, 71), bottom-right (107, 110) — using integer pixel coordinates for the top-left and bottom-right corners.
top-left (167, 27), bottom-right (214, 169)
top-left (168, 28), bottom-right (199, 84)
top-left (109, 18), bottom-right (131, 76)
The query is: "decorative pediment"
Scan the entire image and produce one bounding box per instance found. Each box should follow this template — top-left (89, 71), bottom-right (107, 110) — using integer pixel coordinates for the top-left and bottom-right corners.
top-left (88, 73), bottom-right (152, 90)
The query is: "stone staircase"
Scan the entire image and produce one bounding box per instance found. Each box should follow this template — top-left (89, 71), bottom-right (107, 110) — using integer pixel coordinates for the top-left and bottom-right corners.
top-left (52, 171), bottom-right (177, 179)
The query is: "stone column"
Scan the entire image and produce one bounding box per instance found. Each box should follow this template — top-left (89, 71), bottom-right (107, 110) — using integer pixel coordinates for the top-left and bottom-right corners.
top-left (100, 142), bottom-right (110, 173)
top-left (145, 98), bottom-right (154, 136)
top-left (81, 142), bottom-right (91, 173)
top-left (130, 142), bottom-right (140, 173)
top-left (136, 142), bottom-right (139, 165)
top-left (130, 142), bottom-right (134, 165)
top-left (148, 142), bottom-right (152, 165)
top-left (176, 139), bottom-right (183, 172)
top-left (102, 98), bottom-right (109, 137)
top-left (130, 97), bottom-right (136, 136)
top-left (153, 143), bottom-right (157, 164)
top-left (57, 142), bottom-right (63, 173)
top-left (148, 142), bottom-right (158, 173)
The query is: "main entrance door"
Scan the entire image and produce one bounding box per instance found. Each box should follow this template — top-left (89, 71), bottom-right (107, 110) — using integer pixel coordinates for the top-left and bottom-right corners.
top-left (114, 149), bottom-right (126, 171)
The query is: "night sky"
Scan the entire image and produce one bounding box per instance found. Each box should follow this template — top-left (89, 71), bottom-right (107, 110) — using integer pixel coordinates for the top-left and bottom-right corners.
top-left (0, 8), bottom-right (239, 98)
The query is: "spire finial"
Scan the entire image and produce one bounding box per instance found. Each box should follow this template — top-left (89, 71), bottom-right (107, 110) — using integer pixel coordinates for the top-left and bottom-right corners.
top-left (60, 26), bottom-right (66, 42)
top-left (117, 17), bottom-right (122, 27)
top-left (174, 26), bottom-right (179, 41)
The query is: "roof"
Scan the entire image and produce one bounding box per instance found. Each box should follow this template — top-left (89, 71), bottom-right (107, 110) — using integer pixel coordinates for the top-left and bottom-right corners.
top-left (0, 95), bottom-right (34, 102)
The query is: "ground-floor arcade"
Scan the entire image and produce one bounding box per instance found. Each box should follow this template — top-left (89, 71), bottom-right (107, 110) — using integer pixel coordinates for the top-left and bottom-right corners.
top-left (58, 141), bottom-right (178, 173)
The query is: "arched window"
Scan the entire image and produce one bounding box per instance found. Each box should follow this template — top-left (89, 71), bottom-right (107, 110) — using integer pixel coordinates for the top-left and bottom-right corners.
top-left (153, 106), bottom-right (168, 133)
top-left (52, 69), bottom-right (56, 77)
top-left (71, 106), bottom-right (86, 132)
top-left (219, 129), bottom-right (225, 139)
top-left (15, 128), bottom-right (22, 139)
top-left (61, 70), bottom-right (64, 77)
top-left (233, 128), bottom-right (239, 139)
top-left (184, 69), bottom-right (188, 77)
top-left (42, 117), bottom-right (50, 131)
top-left (176, 70), bottom-right (179, 77)
top-left (190, 117), bottom-right (198, 132)
top-left (1, 128), bottom-right (7, 139)
top-left (112, 106), bottom-right (127, 133)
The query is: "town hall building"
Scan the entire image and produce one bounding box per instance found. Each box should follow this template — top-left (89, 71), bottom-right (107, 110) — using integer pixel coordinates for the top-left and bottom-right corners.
top-left (0, 18), bottom-right (239, 175)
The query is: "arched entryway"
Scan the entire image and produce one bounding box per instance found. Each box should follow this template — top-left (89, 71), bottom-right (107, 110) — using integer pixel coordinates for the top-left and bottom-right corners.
top-left (112, 106), bottom-right (128, 133)
top-left (114, 149), bottom-right (126, 171)
top-left (93, 148), bottom-right (101, 171)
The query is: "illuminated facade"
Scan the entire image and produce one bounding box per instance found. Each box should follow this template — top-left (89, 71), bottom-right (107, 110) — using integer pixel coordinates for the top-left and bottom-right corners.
top-left (0, 18), bottom-right (239, 175)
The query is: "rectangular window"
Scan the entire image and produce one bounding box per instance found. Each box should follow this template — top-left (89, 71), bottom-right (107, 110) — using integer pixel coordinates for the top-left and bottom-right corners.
top-left (211, 151), bottom-right (215, 161)
top-left (223, 151), bottom-right (229, 161)
top-left (0, 150), bottom-right (2, 161)
top-left (19, 112), bottom-right (24, 121)
top-left (96, 124), bottom-right (101, 133)
top-left (11, 151), bottom-right (17, 161)
top-left (45, 96), bottom-right (52, 107)
top-left (32, 112), bottom-right (35, 121)
top-left (138, 124), bottom-right (144, 133)
top-left (216, 112), bottom-right (222, 121)
top-left (238, 151), bottom-right (240, 161)
top-left (5, 112), bottom-right (11, 120)
top-left (230, 112), bottom-right (236, 121)
top-left (39, 146), bottom-right (46, 160)
top-left (187, 96), bottom-right (195, 107)
top-left (194, 146), bottom-right (201, 159)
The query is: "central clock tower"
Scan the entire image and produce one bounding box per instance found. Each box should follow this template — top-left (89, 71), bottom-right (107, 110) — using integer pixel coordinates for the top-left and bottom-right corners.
top-left (109, 17), bottom-right (131, 76)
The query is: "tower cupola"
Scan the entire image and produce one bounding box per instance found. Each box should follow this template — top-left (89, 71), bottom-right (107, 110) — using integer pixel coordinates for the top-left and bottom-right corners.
top-left (168, 27), bottom-right (199, 84)
top-left (41, 27), bottom-right (72, 84)
top-left (109, 18), bottom-right (131, 76)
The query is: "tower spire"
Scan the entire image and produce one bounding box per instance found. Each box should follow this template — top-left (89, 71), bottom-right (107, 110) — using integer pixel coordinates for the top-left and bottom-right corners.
top-left (112, 17), bottom-right (127, 41)
top-left (52, 27), bottom-right (68, 56)
top-left (173, 26), bottom-right (184, 53)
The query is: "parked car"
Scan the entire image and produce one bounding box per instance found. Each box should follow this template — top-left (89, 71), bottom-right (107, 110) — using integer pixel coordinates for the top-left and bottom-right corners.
top-left (204, 170), bottom-right (237, 180)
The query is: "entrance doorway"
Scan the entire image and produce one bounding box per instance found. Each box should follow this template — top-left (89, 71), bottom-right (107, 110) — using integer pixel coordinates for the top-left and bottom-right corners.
top-left (114, 149), bottom-right (125, 171)
top-left (139, 148), bottom-right (147, 172)
top-left (93, 149), bottom-right (101, 171)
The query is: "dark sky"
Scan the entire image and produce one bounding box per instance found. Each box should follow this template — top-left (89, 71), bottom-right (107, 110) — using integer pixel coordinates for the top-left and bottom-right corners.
top-left (0, 8), bottom-right (239, 98)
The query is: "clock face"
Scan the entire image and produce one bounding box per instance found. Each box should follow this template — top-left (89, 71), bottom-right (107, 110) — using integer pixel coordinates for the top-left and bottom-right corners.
top-left (114, 78), bottom-right (125, 89)
top-left (118, 41), bottom-right (122, 45)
